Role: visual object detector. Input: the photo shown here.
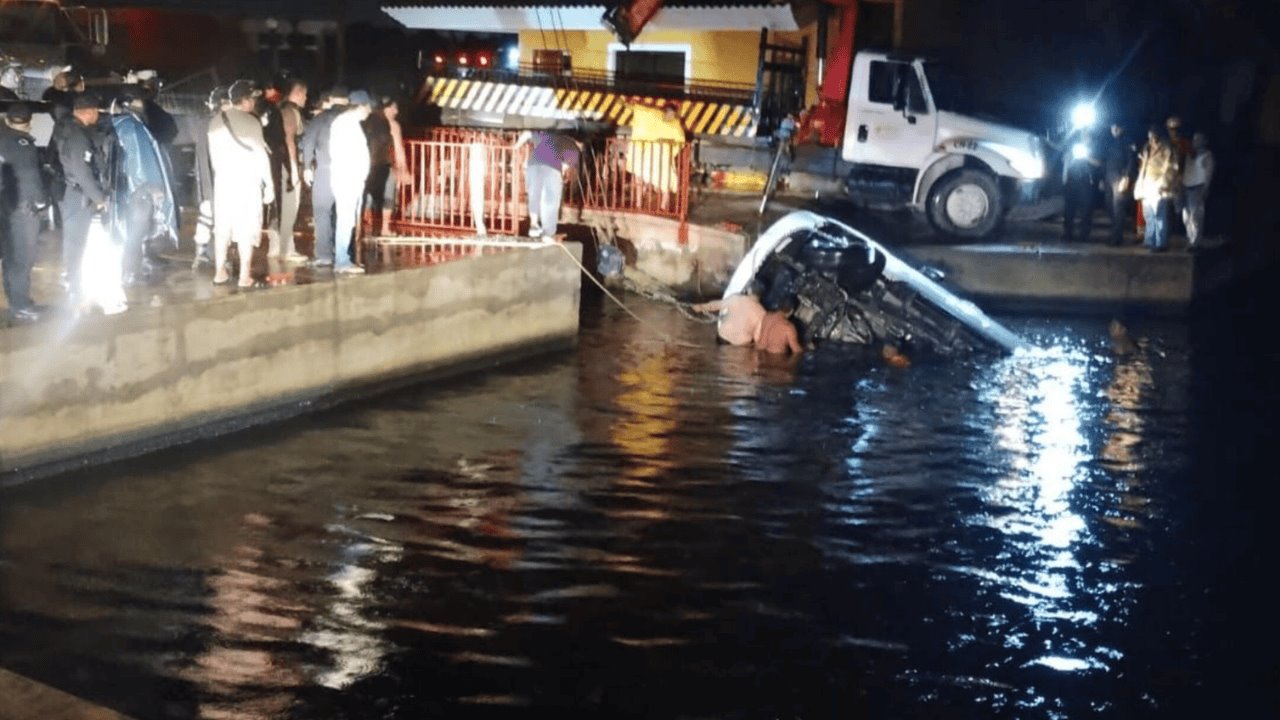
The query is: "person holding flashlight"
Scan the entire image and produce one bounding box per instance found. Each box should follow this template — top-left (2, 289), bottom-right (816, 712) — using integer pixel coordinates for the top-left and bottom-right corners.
top-left (1062, 127), bottom-right (1100, 243)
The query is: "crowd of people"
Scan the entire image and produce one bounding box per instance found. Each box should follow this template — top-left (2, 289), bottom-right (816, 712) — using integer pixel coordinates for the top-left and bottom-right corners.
top-left (0, 71), bottom-right (419, 322)
top-left (1062, 114), bottom-right (1216, 252)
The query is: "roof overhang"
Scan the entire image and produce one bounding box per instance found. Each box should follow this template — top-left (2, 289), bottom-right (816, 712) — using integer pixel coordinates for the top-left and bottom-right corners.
top-left (383, 5), bottom-right (799, 32)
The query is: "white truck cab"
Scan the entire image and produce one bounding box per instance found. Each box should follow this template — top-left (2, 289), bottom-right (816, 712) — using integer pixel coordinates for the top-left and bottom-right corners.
top-left (842, 52), bottom-right (1047, 238)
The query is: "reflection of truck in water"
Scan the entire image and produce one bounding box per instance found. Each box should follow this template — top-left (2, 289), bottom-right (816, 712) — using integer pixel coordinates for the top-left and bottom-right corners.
top-left (0, 0), bottom-right (111, 100)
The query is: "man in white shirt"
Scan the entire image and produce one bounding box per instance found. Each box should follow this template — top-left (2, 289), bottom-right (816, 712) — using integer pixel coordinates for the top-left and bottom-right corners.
top-left (328, 90), bottom-right (373, 274)
top-left (207, 79), bottom-right (274, 287)
top-left (1181, 132), bottom-right (1214, 249)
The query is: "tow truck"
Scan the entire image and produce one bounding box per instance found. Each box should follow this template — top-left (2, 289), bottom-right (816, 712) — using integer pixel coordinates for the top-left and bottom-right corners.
top-left (605, 0), bottom-right (1048, 240)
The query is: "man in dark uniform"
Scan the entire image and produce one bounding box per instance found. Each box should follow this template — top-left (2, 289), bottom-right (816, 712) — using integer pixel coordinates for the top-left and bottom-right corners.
top-left (51, 93), bottom-right (109, 298)
top-left (0, 103), bottom-right (47, 323)
top-left (299, 87), bottom-right (348, 268)
top-left (1062, 128), bottom-right (1100, 242)
top-left (1101, 123), bottom-right (1137, 246)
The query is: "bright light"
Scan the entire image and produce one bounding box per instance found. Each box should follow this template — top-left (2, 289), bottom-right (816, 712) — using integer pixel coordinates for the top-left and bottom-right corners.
top-left (477, 54), bottom-right (489, 67)
top-left (1005, 148), bottom-right (1045, 179)
top-left (80, 217), bottom-right (128, 315)
top-left (433, 54), bottom-right (444, 65)
top-left (1071, 142), bottom-right (1089, 160)
top-left (505, 46), bottom-right (520, 70)
top-left (1070, 102), bottom-right (1096, 130)
top-left (457, 54), bottom-right (468, 66)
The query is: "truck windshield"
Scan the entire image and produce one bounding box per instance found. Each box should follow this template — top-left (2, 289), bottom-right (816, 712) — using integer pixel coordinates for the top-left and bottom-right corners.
top-left (0, 1), bottom-right (73, 45)
top-left (922, 62), bottom-right (971, 114)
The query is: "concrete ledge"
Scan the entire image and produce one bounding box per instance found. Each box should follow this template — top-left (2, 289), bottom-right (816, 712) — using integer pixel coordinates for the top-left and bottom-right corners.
top-left (0, 668), bottom-right (135, 720)
top-left (574, 209), bottom-right (748, 297)
top-left (900, 241), bottom-right (1232, 314)
top-left (0, 243), bottom-right (582, 480)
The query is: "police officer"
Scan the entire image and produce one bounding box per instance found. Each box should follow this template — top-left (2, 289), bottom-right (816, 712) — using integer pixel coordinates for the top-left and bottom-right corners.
top-left (51, 93), bottom-right (109, 300)
top-left (1, 103), bottom-right (47, 323)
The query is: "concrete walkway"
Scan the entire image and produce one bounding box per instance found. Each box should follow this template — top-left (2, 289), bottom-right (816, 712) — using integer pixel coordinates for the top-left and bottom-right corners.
top-left (0, 668), bottom-right (136, 720)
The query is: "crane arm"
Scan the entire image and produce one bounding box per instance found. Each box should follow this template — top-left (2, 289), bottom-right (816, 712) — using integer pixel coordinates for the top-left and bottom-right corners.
top-left (601, 0), bottom-right (665, 46)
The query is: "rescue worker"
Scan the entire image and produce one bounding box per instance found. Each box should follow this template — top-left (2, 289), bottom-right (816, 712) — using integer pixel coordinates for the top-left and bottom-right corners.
top-left (1102, 123), bottom-right (1137, 246)
top-left (755, 303), bottom-right (803, 356)
top-left (1062, 128), bottom-right (1100, 242)
top-left (207, 79), bottom-right (273, 288)
top-left (1134, 125), bottom-right (1179, 252)
top-left (691, 292), bottom-right (766, 346)
top-left (52, 93), bottom-right (110, 299)
top-left (300, 87), bottom-right (349, 268)
top-left (274, 78), bottom-right (308, 263)
top-left (515, 128), bottom-right (580, 238)
top-left (1181, 132), bottom-right (1214, 250)
top-left (327, 89), bottom-right (374, 274)
top-left (0, 102), bottom-right (47, 323)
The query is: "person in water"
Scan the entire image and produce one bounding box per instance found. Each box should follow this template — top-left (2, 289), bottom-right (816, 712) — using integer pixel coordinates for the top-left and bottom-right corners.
top-left (693, 292), bottom-right (802, 355)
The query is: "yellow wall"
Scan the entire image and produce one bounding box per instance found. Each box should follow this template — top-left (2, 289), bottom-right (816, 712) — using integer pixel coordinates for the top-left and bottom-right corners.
top-left (518, 29), bottom-right (762, 87)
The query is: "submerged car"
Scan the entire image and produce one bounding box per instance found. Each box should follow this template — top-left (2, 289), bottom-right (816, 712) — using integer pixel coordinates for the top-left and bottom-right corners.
top-left (723, 211), bottom-right (1024, 356)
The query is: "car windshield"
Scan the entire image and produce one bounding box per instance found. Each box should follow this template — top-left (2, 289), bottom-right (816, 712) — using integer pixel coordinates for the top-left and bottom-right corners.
top-left (922, 62), bottom-right (971, 114)
top-left (0, 2), bottom-right (73, 45)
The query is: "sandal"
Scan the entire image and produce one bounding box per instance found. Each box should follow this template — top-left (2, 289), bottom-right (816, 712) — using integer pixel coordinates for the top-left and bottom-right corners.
top-left (237, 279), bottom-right (269, 290)
top-left (212, 277), bottom-right (232, 286)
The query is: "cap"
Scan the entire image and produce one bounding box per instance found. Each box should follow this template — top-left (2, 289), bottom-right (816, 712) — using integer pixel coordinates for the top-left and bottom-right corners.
top-left (227, 79), bottom-right (261, 104)
top-left (348, 89), bottom-right (372, 106)
top-left (207, 85), bottom-right (227, 110)
top-left (72, 92), bottom-right (100, 111)
top-left (5, 102), bottom-right (32, 124)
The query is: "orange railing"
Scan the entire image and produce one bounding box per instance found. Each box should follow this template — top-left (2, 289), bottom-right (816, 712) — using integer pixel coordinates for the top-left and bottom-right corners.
top-left (392, 130), bottom-right (691, 240)
top-left (579, 137), bottom-right (691, 223)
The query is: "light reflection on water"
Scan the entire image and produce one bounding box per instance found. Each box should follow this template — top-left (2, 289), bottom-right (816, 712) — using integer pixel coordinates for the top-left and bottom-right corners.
top-left (0, 298), bottom-right (1268, 719)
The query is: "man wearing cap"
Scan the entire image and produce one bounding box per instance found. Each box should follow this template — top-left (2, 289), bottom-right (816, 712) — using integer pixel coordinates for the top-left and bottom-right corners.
top-left (51, 93), bottom-right (109, 296)
top-left (327, 89), bottom-right (374, 273)
top-left (300, 87), bottom-right (348, 267)
top-left (0, 103), bottom-right (48, 323)
top-left (207, 79), bottom-right (273, 287)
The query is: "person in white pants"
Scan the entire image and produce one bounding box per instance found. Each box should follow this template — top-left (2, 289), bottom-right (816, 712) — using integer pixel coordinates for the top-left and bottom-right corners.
top-left (207, 79), bottom-right (274, 287)
top-left (1181, 132), bottom-right (1214, 249)
top-left (329, 90), bottom-right (373, 274)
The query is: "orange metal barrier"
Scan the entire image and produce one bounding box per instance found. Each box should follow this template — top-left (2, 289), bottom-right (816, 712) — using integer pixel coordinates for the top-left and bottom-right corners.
top-left (396, 135), bottom-right (528, 236)
top-left (578, 137), bottom-right (692, 223)
top-left (392, 130), bottom-right (692, 239)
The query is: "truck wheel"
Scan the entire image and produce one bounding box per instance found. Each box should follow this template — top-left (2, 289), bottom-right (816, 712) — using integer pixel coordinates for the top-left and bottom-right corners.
top-left (926, 169), bottom-right (1003, 239)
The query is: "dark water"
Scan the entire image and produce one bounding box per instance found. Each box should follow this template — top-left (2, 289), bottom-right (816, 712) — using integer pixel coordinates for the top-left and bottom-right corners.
top-left (1, 287), bottom-right (1276, 719)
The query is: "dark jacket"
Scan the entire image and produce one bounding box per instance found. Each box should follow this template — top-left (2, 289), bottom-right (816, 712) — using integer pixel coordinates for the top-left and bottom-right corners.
top-left (1103, 133), bottom-right (1137, 184)
top-left (0, 124), bottom-right (47, 210)
top-left (51, 114), bottom-right (108, 204)
top-left (299, 105), bottom-right (342, 172)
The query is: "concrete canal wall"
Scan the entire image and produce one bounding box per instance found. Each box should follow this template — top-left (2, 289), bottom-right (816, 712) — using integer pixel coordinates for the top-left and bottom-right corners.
top-left (0, 244), bottom-right (582, 480)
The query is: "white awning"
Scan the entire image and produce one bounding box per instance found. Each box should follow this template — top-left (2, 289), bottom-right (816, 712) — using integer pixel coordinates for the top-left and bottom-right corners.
top-left (383, 5), bottom-right (799, 32)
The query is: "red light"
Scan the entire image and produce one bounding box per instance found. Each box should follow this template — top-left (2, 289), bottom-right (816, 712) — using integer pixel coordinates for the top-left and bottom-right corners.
top-left (458, 54), bottom-right (468, 65)
top-left (433, 54), bottom-right (444, 65)
top-left (478, 55), bottom-right (489, 67)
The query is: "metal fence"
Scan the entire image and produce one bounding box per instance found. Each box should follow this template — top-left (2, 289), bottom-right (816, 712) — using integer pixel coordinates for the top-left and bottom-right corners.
top-left (391, 129), bottom-right (691, 239)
